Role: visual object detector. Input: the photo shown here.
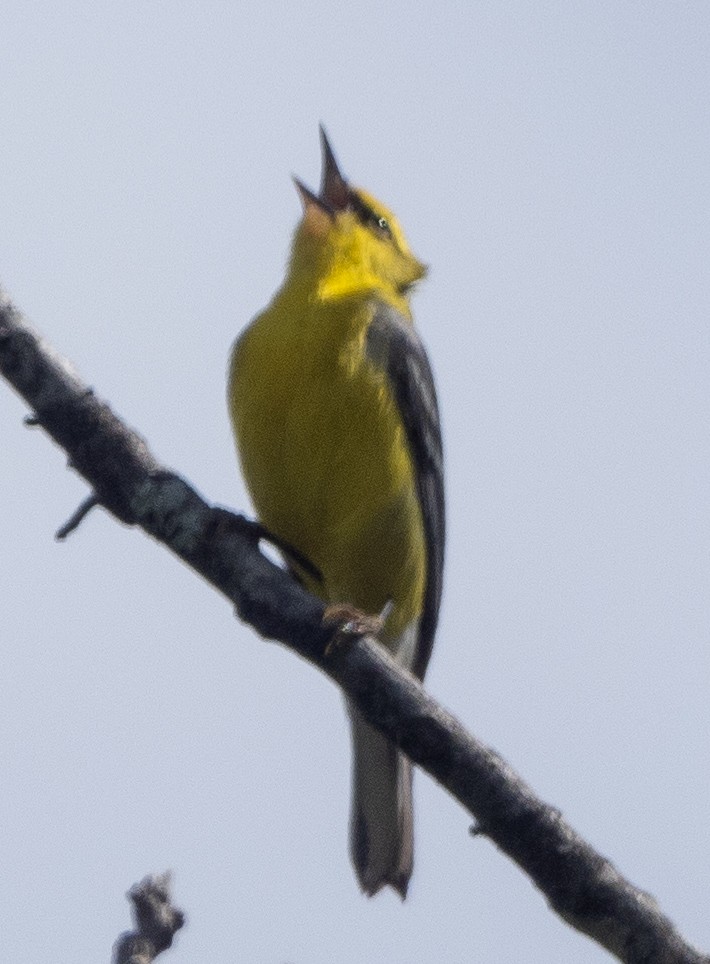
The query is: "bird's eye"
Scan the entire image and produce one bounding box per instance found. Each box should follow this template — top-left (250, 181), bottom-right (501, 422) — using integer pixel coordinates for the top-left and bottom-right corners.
top-left (349, 193), bottom-right (393, 238)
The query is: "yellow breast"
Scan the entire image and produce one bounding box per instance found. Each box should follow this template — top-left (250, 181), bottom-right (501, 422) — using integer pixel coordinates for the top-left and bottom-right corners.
top-left (228, 292), bottom-right (426, 640)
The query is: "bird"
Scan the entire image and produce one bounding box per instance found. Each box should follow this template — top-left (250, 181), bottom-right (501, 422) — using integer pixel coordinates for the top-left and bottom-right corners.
top-left (227, 128), bottom-right (444, 898)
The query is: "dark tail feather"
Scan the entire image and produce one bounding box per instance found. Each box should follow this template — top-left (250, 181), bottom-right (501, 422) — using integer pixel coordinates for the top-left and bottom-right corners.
top-left (349, 707), bottom-right (413, 898)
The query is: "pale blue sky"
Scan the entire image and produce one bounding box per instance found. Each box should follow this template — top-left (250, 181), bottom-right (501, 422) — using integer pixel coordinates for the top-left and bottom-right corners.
top-left (1, 3), bottom-right (709, 962)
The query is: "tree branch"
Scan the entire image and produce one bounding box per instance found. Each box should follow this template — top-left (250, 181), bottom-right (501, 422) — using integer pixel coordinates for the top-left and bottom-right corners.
top-left (1, 286), bottom-right (706, 964)
top-left (113, 873), bottom-right (184, 964)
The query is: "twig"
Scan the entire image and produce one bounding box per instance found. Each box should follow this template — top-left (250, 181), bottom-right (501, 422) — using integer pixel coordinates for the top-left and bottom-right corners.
top-left (112, 873), bottom-right (185, 964)
top-left (56, 493), bottom-right (101, 539)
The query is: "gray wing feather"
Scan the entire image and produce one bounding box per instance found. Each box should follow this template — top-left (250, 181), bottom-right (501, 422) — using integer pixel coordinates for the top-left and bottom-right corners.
top-left (366, 303), bottom-right (445, 680)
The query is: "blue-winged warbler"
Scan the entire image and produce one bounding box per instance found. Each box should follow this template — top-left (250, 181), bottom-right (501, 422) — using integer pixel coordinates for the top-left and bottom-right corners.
top-left (228, 129), bottom-right (444, 897)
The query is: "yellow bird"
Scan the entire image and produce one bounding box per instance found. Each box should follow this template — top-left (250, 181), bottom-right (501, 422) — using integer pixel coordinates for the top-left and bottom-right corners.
top-left (228, 129), bottom-right (444, 897)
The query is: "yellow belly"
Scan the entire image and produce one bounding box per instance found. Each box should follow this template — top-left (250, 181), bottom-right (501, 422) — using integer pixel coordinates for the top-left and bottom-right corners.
top-left (228, 296), bottom-right (426, 639)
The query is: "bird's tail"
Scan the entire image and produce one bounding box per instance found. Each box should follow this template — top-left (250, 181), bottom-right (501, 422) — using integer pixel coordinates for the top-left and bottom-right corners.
top-left (348, 706), bottom-right (413, 898)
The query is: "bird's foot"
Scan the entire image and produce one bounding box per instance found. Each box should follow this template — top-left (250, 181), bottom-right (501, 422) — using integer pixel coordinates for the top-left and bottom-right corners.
top-left (322, 603), bottom-right (385, 655)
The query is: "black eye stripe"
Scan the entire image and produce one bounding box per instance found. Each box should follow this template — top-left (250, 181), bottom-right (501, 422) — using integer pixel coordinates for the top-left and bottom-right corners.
top-left (349, 193), bottom-right (392, 237)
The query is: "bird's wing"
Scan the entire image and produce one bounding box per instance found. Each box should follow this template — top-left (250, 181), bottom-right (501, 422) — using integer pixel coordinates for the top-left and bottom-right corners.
top-left (366, 302), bottom-right (445, 680)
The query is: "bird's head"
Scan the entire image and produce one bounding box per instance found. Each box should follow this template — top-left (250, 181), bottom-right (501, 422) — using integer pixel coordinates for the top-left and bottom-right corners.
top-left (289, 127), bottom-right (426, 309)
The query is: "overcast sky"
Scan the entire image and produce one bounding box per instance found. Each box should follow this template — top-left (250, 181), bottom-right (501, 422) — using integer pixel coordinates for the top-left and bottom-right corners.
top-left (1, 3), bottom-right (709, 962)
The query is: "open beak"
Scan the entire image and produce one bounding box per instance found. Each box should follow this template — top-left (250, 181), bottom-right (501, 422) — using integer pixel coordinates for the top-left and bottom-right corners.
top-left (319, 125), bottom-right (350, 211)
top-left (292, 176), bottom-right (335, 217)
top-left (294, 126), bottom-right (351, 217)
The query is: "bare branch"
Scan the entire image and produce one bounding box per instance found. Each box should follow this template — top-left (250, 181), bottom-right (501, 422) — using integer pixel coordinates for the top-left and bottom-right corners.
top-left (56, 493), bottom-right (101, 539)
top-left (112, 873), bottom-right (185, 964)
top-left (1, 287), bottom-right (707, 964)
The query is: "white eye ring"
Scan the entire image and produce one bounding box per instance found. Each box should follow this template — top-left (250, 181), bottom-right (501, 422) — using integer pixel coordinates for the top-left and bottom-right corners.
top-left (377, 216), bottom-right (389, 231)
